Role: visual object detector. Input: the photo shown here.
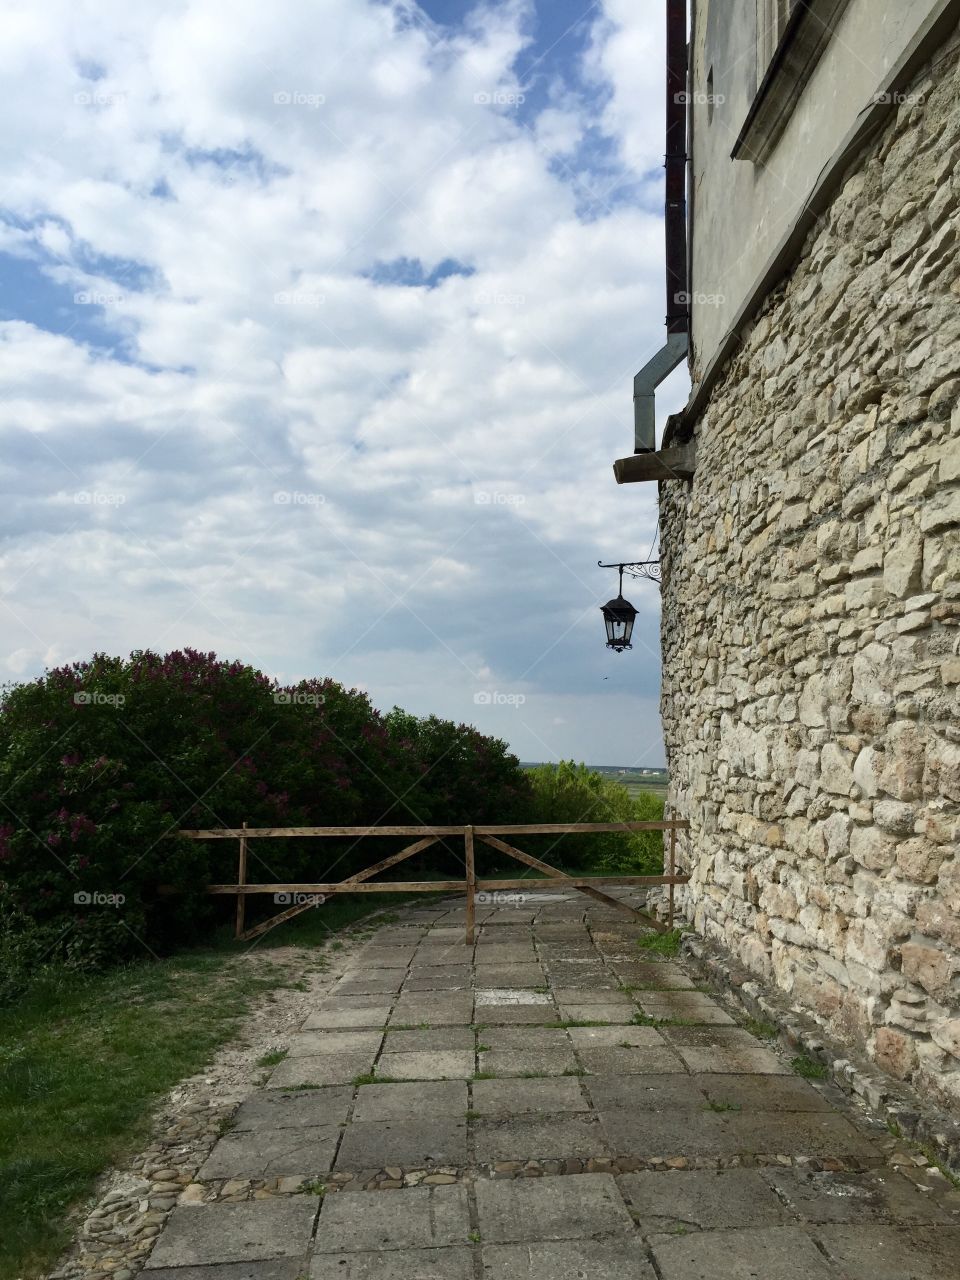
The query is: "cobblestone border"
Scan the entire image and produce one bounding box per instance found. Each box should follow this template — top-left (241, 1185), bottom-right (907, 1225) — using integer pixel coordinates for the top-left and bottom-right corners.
top-left (681, 931), bottom-right (960, 1178)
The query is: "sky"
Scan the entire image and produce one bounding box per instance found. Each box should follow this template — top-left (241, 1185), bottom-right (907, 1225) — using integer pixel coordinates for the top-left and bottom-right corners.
top-left (0, 0), bottom-right (689, 767)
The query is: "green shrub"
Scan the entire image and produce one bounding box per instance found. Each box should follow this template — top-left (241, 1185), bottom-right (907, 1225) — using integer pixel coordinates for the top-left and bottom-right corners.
top-left (524, 761), bottom-right (664, 874)
top-left (0, 650), bottom-right (532, 985)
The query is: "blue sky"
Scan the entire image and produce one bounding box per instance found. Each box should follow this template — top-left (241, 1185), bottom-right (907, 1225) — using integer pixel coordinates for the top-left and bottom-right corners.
top-left (0, 0), bottom-right (687, 765)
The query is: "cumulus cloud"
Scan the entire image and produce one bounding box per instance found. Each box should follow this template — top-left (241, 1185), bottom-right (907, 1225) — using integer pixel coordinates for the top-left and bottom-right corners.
top-left (0, 0), bottom-right (686, 764)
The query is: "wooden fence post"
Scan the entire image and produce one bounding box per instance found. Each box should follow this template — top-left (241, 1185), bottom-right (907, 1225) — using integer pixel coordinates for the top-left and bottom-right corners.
top-left (668, 820), bottom-right (676, 931)
top-left (464, 824), bottom-right (476, 945)
top-left (236, 820), bottom-right (249, 940)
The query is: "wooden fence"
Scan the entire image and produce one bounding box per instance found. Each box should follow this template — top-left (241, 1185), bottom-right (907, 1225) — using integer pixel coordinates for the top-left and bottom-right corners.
top-left (179, 821), bottom-right (690, 943)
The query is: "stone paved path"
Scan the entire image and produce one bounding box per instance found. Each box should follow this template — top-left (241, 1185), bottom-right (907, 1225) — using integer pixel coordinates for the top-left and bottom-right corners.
top-left (141, 891), bottom-right (960, 1279)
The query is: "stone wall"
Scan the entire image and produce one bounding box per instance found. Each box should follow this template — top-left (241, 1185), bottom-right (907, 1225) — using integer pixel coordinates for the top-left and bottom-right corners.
top-left (659, 34), bottom-right (960, 1112)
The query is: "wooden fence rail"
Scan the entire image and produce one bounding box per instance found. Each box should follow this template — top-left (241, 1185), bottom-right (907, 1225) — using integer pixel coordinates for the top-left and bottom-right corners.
top-left (179, 820), bottom-right (690, 943)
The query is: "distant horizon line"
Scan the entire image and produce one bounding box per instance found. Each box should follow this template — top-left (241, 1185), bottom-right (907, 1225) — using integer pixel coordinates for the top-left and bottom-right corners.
top-left (520, 761), bottom-right (668, 772)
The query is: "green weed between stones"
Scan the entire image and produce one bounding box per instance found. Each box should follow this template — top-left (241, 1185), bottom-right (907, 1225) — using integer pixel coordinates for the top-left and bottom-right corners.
top-left (742, 1018), bottom-right (778, 1040)
top-left (791, 1054), bottom-right (828, 1080)
top-left (257, 1048), bottom-right (289, 1067)
top-left (636, 929), bottom-right (683, 957)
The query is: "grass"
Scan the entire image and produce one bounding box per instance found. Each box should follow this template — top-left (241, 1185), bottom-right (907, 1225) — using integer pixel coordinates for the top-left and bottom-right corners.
top-left (705, 1099), bottom-right (741, 1113)
top-left (791, 1054), bottom-right (828, 1080)
top-left (636, 929), bottom-right (683, 957)
top-left (742, 1018), bottom-right (778, 1041)
top-left (257, 1048), bottom-right (288, 1067)
top-left (0, 885), bottom-right (441, 1279)
top-left (631, 1011), bottom-right (698, 1029)
top-left (0, 948), bottom-right (300, 1279)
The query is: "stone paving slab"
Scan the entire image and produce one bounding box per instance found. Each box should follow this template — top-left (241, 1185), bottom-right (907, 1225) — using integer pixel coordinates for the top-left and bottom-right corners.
top-left (475, 1172), bottom-right (634, 1242)
top-left (391, 994), bottom-right (473, 1025)
top-left (473, 964), bottom-right (545, 986)
top-left (335, 1118), bottom-right (468, 1168)
top-left (675, 1042), bottom-right (790, 1074)
top-left (695, 1072), bottom-right (832, 1111)
top-left (650, 1226), bottom-right (836, 1280)
top-left (598, 1107), bottom-right (741, 1156)
top-left (231, 1087), bottom-right (353, 1131)
top-left (480, 1025), bottom-right (571, 1050)
top-left (145, 1201), bottom-right (318, 1269)
top-left (315, 1183), bottom-right (470, 1252)
top-left (585, 1073), bottom-right (705, 1110)
top-left (334, 974), bottom-right (404, 994)
top-left (267, 1052), bottom-right (374, 1088)
top-left (477, 1005), bottom-right (558, 1025)
top-left (480, 1239), bottom-right (656, 1279)
top-left (384, 1027), bottom-right (474, 1051)
top-left (479, 1048), bottom-right (578, 1076)
top-left (762, 1168), bottom-right (958, 1224)
top-left (558, 1002), bottom-right (637, 1023)
top-left (550, 986), bottom-right (628, 1003)
top-left (199, 1124), bottom-right (341, 1179)
top-left (620, 1169), bottom-right (793, 1231)
top-left (567, 1024), bottom-right (665, 1048)
top-left (147, 1265), bottom-right (303, 1280)
top-left (578, 1046), bottom-right (684, 1075)
top-left (474, 1111), bottom-right (609, 1161)
top-left (403, 968), bottom-right (473, 991)
top-left (352, 1079), bottom-right (468, 1120)
top-left (346, 948), bottom-right (414, 968)
top-left (286, 1030), bottom-right (383, 1057)
top-left (814, 1224), bottom-right (960, 1279)
top-left (725, 1110), bottom-right (882, 1158)
top-left (471, 1076), bottom-right (589, 1115)
top-left (311, 1247), bottom-right (474, 1279)
top-left (303, 1006), bottom-right (391, 1030)
top-left (378, 1049), bottom-right (475, 1080)
top-left (636, 993), bottom-right (736, 1025)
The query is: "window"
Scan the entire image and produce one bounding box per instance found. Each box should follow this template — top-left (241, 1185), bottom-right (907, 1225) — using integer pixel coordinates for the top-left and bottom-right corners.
top-left (734, 0), bottom-right (851, 163)
top-left (757, 0), bottom-right (797, 77)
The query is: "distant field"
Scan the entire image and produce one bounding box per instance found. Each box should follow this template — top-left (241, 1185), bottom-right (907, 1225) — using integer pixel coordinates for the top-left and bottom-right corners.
top-left (522, 763), bottom-right (669, 801)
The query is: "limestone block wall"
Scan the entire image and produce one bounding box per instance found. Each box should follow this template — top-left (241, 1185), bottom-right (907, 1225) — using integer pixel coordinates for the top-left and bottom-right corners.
top-left (660, 38), bottom-right (960, 1112)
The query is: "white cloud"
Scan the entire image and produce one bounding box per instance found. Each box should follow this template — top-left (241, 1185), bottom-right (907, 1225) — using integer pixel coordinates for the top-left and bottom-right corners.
top-left (0, 0), bottom-right (684, 764)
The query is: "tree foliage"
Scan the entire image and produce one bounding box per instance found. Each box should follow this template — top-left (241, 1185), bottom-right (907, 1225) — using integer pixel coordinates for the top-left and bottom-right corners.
top-left (0, 650), bottom-right (532, 979)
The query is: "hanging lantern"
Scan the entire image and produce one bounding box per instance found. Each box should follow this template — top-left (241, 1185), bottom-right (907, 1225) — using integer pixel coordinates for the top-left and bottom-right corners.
top-left (600, 565), bottom-right (638, 652)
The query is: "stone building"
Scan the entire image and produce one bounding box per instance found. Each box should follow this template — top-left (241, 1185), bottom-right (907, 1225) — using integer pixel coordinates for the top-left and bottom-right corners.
top-left (615, 1), bottom-right (960, 1112)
